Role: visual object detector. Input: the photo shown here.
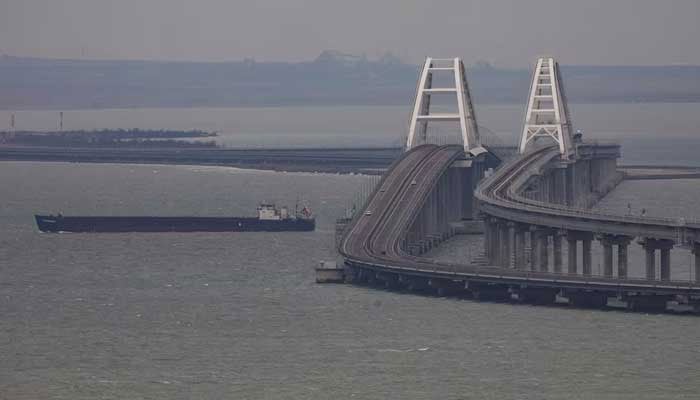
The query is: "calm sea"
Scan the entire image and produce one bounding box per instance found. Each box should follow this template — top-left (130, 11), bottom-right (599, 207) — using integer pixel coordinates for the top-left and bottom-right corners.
top-left (2, 104), bottom-right (700, 399)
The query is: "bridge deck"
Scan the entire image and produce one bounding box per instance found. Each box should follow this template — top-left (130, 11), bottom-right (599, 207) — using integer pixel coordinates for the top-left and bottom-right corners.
top-left (340, 144), bottom-right (700, 297)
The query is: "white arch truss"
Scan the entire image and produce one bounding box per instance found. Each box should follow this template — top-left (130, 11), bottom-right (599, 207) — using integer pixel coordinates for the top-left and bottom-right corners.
top-left (405, 57), bottom-right (481, 154)
top-left (519, 57), bottom-right (574, 159)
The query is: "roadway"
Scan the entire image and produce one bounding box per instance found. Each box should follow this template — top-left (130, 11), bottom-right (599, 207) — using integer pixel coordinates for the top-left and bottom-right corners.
top-left (339, 144), bottom-right (700, 297)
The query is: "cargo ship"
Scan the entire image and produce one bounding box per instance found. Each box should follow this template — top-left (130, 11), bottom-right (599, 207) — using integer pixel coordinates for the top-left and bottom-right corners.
top-left (35, 203), bottom-right (315, 233)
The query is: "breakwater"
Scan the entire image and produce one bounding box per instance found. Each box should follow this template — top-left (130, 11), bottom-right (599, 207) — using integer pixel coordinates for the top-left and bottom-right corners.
top-left (0, 145), bottom-right (402, 174)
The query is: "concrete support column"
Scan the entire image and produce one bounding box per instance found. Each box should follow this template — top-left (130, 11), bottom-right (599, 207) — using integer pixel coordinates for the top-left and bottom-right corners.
top-left (553, 232), bottom-right (563, 273)
top-left (527, 227), bottom-right (537, 271)
top-left (644, 246), bottom-right (656, 281)
top-left (515, 228), bottom-right (526, 269)
top-left (558, 168), bottom-right (568, 206)
top-left (463, 171), bottom-right (474, 219)
top-left (618, 241), bottom-right (629, 279)
top-left (640, 238), bottom-right (674, 281)
top-left (599, 234), bottom-right (634, 279)
top-left (531, 230), bottom-right (541, 271)
top-left (582, 239), bottom-right (592, 276)
top-left (484, 219), bottom-right (492, 261)
top-left (660, 248), bottom-right (671, 281)
top-left (567, 237), bottom-right (577, 274)
top-left (566, 166), bottom-right (575, 207)
top-left (540, 178), bottom-right (547, 203)
top-left (493, 220), bottom-right (503, 266)
top-left (693, 243), bottom-right (700, 284)
top-left (602, 241), bottom-right (614, 278)
top-left (501, 223), bottom-right (511, 268)
top-left (508, 223), bottom-right (517, 268)
top-left (489, 218), bottom-right (500, 265)
top-left (536, 231), bottom-right (549, 272)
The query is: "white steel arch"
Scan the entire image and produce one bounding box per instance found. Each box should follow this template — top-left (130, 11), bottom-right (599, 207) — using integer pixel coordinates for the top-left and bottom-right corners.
top-left (405, 57), bottom-right (481, 154)
top-left (519, 57), bottom-right (574, 159)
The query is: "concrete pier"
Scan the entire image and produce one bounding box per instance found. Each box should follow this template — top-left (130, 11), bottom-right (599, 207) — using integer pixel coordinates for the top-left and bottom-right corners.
top-left (508, 223), bottom-right (517, 268)
top-left (567, 236), bottom-right (577, 274)
top-left (602, 239), bottom-right (614, 277)
top-left (660, 248), bottom-right (671, 281)
top-left (533, 230), bottom-right (549, 272)
top-left (553, 232), bottom-right (563, 273)
top-left (514, 226), bottom-right (526, 269)
top-left (566, 231), bottom-right (594, 277)
top-left (644, 244), bottom-right (656, 280)
top-left (484, 219), bottom-right (493, 261)
top-left (501, 222), bottom-right (511, 268)
top-left (582, 238), bottom-right (592, 276)
top-left (618, 239), bottom-right (630, 279)
top-left (404, 155), bottom-right (492, 258)
top-left (598, 235), bottom-right (633, 278)
top-left (525, 229), bottom-right (534, 271)
top-left (316, 261), bottom-right (345, 283)
top-left (640, 238), bottom-right (675, 281)
top-left (694, 243), bottom-right (700, 283)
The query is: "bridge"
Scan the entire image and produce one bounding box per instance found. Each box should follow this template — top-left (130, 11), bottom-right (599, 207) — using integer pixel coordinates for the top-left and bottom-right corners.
top-left (338, 57), bottom-right (700, 312)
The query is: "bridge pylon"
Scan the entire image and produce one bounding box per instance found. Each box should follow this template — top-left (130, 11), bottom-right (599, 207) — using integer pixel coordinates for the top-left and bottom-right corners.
top-left (405, 57), bottom-right (481, 155)
top-left (519, 57), bottom-right (575, 159)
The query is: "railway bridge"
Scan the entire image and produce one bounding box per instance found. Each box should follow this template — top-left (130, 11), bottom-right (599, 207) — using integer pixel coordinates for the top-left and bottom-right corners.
top-left (338, 57), bottom-right (700, 312)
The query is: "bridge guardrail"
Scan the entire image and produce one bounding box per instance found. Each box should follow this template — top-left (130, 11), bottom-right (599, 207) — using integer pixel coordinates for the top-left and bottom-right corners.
top-left (348, 253), bottom-right (699, 291)
top-left (475, 146), bottom-right (700, 236)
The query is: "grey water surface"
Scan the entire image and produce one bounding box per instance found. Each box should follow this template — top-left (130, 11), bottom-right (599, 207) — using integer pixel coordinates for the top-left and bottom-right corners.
top-left (2, 104), bottom-right (700, 399)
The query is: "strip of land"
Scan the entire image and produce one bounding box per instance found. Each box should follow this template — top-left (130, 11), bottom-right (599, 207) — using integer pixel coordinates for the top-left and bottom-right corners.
top-left (4, 145), bottom-right (698, 176)
top-left (0, 145), bottom-right (402, 174)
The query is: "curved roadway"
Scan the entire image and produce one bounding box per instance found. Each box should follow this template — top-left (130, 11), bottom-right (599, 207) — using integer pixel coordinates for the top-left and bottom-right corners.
top-left (340, 144), bottom-right (700, 296)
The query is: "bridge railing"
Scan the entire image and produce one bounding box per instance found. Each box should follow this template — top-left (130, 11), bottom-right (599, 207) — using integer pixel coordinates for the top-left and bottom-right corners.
top-left (345, 174), bottom-right (382, 218)
top-left (476, 146), bottom-right (700, 234)
top-left (353, 248), bottom-right (700, 289)
top-left (506, 172), bottom-right (700, 228)
top-left (509, 193), bottom-right (700, 228)
top-left (415, 259), bottom-right (700, 289)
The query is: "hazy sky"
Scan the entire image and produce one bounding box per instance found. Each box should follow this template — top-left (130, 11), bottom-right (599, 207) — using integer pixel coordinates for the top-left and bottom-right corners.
top-left (2, 0), bottom-right (700, 67)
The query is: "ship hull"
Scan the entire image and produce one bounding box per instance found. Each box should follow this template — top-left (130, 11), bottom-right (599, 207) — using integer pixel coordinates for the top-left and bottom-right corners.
top-left (35, 215), bottom-right (315, 233)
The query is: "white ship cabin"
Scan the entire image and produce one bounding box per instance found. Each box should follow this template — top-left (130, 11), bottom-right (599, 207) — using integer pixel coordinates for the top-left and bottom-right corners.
top-left (257, 203), bottom-right (289, 220)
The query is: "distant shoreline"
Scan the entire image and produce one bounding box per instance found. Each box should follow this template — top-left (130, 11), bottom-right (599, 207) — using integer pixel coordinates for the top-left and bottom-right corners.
top-left (1, 129), bottom-right (218, 148)
top-left (4, 98), bottom-right (700, 112)
top-left (3, 54), bottom-right (700, 110)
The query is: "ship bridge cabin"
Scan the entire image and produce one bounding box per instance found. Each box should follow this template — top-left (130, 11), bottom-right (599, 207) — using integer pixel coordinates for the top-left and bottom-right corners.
top-left (257, 203), bottom-right (289, 220)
